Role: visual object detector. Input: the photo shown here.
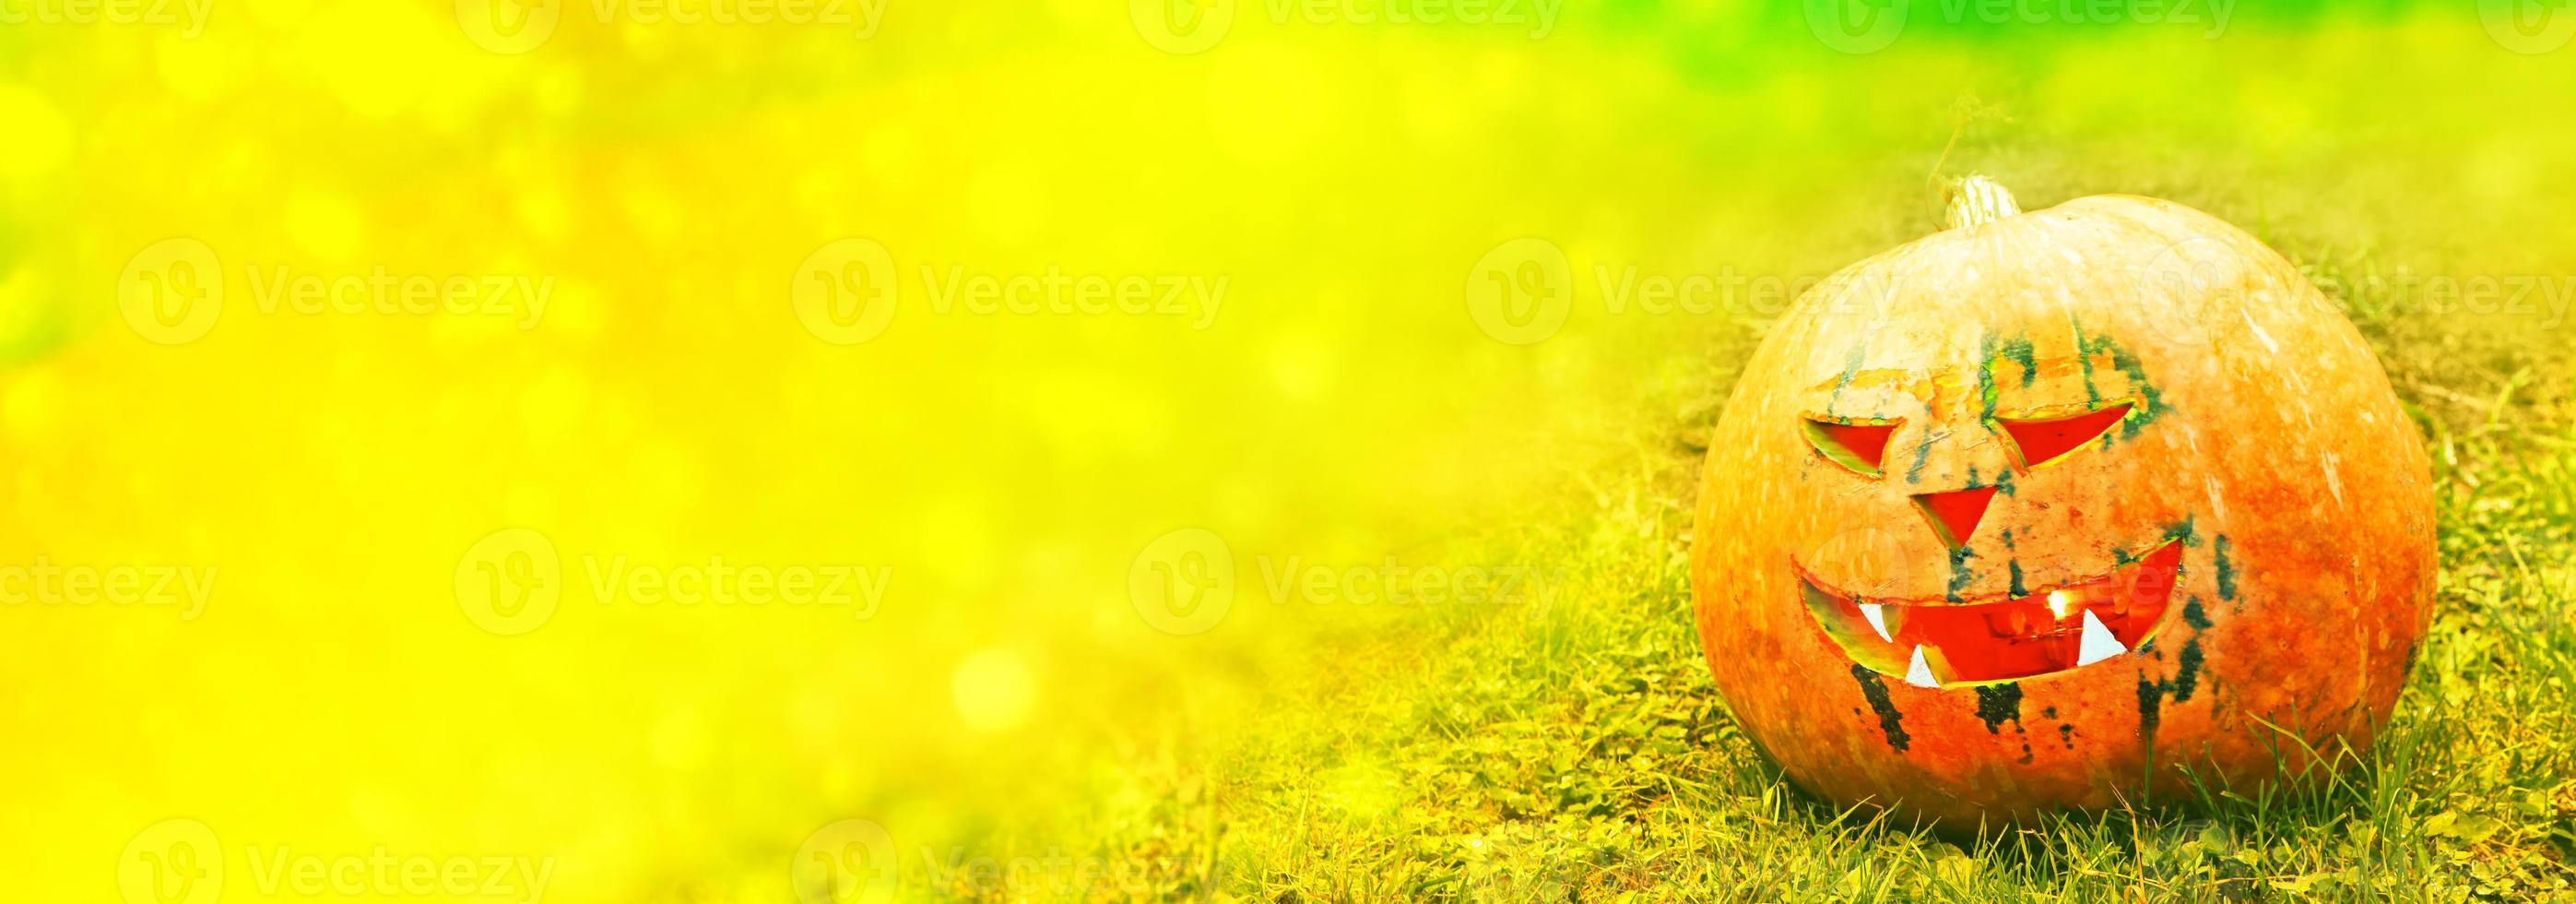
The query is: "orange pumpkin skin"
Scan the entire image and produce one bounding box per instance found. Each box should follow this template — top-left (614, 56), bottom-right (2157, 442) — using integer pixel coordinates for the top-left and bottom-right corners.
top-left (1688, 179), bottom-right (2435, 828)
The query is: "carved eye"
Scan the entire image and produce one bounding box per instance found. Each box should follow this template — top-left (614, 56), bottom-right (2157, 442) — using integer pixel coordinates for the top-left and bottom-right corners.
top-left (1803, 417), bottom-right (1901, 478)
top-left (1997, 402), bottom-right (2133, 469)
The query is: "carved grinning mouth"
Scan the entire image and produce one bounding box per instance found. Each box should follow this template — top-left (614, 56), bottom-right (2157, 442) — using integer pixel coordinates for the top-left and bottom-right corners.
top-left (1797, 541), bottom-right (2180, 687)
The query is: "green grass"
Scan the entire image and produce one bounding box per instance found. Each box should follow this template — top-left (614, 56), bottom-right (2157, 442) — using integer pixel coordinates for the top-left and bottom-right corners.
top-left (1036, 245), bottom-right (2576, 901)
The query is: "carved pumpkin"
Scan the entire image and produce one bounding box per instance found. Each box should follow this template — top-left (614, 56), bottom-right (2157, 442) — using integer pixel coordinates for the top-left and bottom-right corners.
top-left (1688, 176), bottom-right (2435, 827)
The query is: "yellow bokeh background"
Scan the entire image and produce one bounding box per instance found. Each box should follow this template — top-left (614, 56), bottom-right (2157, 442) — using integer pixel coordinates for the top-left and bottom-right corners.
top-left (4, 0), bottom-right (2574, 899)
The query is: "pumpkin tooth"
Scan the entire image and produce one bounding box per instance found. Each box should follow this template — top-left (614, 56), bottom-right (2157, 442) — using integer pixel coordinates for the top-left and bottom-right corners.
top-left (1859, 603), bottom-right (1891, 642)
top-left (2076, 610), bottom-right (2126, 666)
top-left (1904, 646), bottom-right (1939, 688)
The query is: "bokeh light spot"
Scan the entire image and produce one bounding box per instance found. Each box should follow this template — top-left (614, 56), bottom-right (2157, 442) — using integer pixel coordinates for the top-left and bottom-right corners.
top-left (0, 86), bottom-right (74, 180)
top-left (286, 189), bottom-right (369, 262)
top-left (951, 648), bottom-right (1036, 733)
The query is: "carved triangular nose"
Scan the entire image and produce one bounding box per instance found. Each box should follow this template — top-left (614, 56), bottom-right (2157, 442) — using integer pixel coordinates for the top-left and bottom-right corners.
top-left (1911, 487), bottom-right (1997, 550)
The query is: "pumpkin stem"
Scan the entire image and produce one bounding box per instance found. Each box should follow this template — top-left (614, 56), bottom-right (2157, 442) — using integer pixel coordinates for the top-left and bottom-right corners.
top-left (1943, 174), bottom-right (2021, 230)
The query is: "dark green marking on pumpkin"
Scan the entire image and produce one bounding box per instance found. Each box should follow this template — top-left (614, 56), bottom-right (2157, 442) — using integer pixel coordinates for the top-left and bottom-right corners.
top-left (1828, 338), bottom-right (1869, 406)
top-left (2059, 722), bottom-right (2077, 749)
top-left (1987, 326), bottom-right (2174, 431)
top-left (2072, 315), bottom-right (2105, 407)
top-left (2163, 516), bottom-right (2200, 548)
top-left (1996, 336), bottom-right (2038, 387)
top-left (1907, 432), bottom-right (1932, 484)
top-left (2036, 324), bottom-right (2172, 441)
top-left (2041, 707), bottom-right (2058, 720)
top-left (1977, 333), bottom-right (2002, 423)
top-left (2008, 560), bottom-right (2027, 598)
top-left (1991, 464), bottom-right (2015, 497)
top-left (1946, 545), bottom-right (1977, 601)
top-left (2171, 638), bottom-right (2204, 703)
top-left (2215, 535), bottom-right (2239, 602)
top-left (1849, 664), bottom-right (1909, 753)
top-left (1973, 683), bottom-right (2023, 734)
top-left (2122, 394), bottom-right (2158, 439)
top-left (1999, 528), bottom-right (2015, 551)
top-left (2182, 597), bottom-right (2214, 630)
top-left (2135, 675), bottom-right (2163, 739)
top-left (2133, 637), bottom-right (2209, 739)
top-left (2100, 333), bottom-right (2169, 438)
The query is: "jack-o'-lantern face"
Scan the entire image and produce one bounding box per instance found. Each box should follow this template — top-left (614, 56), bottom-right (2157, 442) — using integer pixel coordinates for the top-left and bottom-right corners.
top-left (1790, 339), bottom-right (2184, 688)
top-left (1688, 175), bottom-right (2437, 827)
